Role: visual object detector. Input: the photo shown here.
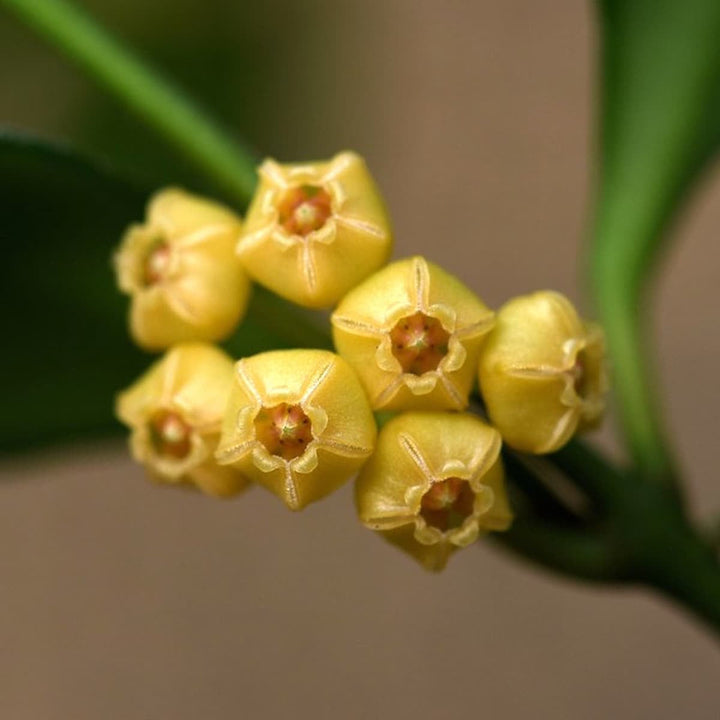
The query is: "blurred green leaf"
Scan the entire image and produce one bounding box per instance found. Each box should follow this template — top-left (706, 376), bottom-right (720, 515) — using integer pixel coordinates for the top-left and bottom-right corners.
top-left (594, 0), bottom-right (720, 277)
top-left (0, 132), bottom-right (328, 456)
top-left (0, 131), bottom-right (148, 453)
top-left (590, 0), bottom-right (720, 478)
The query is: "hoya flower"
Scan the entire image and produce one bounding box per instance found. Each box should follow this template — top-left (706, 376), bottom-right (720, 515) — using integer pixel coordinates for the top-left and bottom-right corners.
top-left (116, 343), bottom-right (249, 498)
top-left (114, 187), bottom-right (251, 350)
top-left (331, 256), bottom-right (495, 411)
top-left (215, 349), bottom-right (376, 510)
top-left (478, 290), bottom-right (608, 454)
top-left (355, 412), bottom-right (512, 572)
top-left (237, 151), bottom-right (392, 308)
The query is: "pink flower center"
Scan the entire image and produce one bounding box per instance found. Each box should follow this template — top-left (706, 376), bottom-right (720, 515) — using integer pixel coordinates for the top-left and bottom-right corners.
top-left (142, 241), bottom-right (171, 286)
top-left (571, 350), bottom-right (590, 400)
top-left (278, 185), bottom-right (332, 236)
top-left (254, 403), bottom-right (313, 461)
top-left (390, 312), bottom-right (451, 375)
top-left (420, 478), bottom-right (475, 532)
top-left (149, 410), bottom-right (192, 460)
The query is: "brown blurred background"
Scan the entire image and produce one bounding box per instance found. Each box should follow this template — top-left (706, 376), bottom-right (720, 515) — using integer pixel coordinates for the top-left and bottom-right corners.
top-left (1, 1), bottom-right (719, 717)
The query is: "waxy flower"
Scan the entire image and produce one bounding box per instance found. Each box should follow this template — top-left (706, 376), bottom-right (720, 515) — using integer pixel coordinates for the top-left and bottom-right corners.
top-left (237, 152), bottom-right (392, 308)
top-left (478, 290), bottom-right (608, 454)
top-left (355, 412), bottom-right (512, 571)
top-left (116, 343), bottom-right (249, 497)
top-left (115, 188), bottom-right (251, 350)
top-left (215, 349), bottom-right (376, 510)
top-left (332, 256), bottom-right (495, 411)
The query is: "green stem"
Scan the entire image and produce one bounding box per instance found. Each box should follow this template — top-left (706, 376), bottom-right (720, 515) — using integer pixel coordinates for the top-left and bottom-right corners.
top-left (500, 450), bottom-right (720, 636)
top-left (496, 516), bottom-right (619, 583)
top-left (550, 438), bottom-right (630, 508)
top-left (502, 447), bottom-right (588, 525)
top-left (590, 247), bottom-right (676, 483)
top-left (606, 477), bottom-right (720, 635)
top-left (644, 525), bottom-right (720, 635)
top-left (1, 0), bottom-right (257, 204)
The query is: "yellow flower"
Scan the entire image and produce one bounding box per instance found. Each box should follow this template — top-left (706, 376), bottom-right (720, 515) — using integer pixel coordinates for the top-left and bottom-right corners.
top-left (355, 412), bottom-right (512, 572)
top-left (115, 343), bottom-right (249, 497)
top-left (478, 290), bottom-right (608, 454)
top-left (215, 349), bottom-right (377, 510)
top-left (237, 151), bottom-right (392, 308)
top-left (331, 256), bottom-right (495, 411)
top-left (114, 188), bottom-right (251, 350)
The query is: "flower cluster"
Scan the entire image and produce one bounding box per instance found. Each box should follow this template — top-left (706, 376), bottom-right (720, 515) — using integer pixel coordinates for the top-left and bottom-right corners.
top-left (114, 151), bottom-right (607, 571)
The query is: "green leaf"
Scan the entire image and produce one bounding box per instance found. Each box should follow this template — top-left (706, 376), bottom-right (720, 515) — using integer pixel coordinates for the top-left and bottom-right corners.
top-left (0, 132), bottom-right (328, 455)
top-left (590, 0), bottom-right (720, 479)
top-left (594, 0), bottom-right (720, 278)
top-left (0, 132), bottom-right (148, 453)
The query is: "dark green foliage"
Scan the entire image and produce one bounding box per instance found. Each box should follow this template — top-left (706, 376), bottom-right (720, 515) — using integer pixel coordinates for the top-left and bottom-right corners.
top-left (0, 133), bottom-right (148, 452)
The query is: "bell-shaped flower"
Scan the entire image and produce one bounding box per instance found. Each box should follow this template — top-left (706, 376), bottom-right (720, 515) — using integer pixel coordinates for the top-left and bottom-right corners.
top-left (116, 343), bottom-right (249, 497)
top-left (114, 188), bottom-right (251, 350)
top-left (355, 412), bottom-right (512, 571)
top-left (237, 152), bottom-right (392, 308)
top-left (332, 256), bottom-right (494, 410)
top-left (478, 290), bottom-right (608, 454)
top-left (215, 349), bottom-right (376, 510)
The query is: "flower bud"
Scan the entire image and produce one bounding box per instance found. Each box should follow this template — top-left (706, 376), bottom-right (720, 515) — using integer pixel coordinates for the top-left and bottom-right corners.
top-left (237, 152), bottom-right (392, 308)
top-left (114, 188), bottom-right (251, 350)
top-left (478, 290), bottom-right (608, 454)
top-left (115, 343), bottom-right (249, 497)
top-left (355, 412), bottom-right (512, 571)
top-left (331, 256), bottom-right (495, 411)
top-left (215, 349), bottom-right (376, 510)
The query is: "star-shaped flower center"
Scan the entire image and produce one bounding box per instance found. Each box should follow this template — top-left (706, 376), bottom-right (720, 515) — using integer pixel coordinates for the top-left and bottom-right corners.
top-left (391, 429), bottom-right (499, 548)
top-left (278, 185), bottom-right (333, 237)
top-left (420, 477), bottom-right (476, 532)
top-left (390, 311), bottom-right (451, 375)
top-left (254, 402), bottom-right (314, 461)
top-left (149, 410), bottom-right (192, 460)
